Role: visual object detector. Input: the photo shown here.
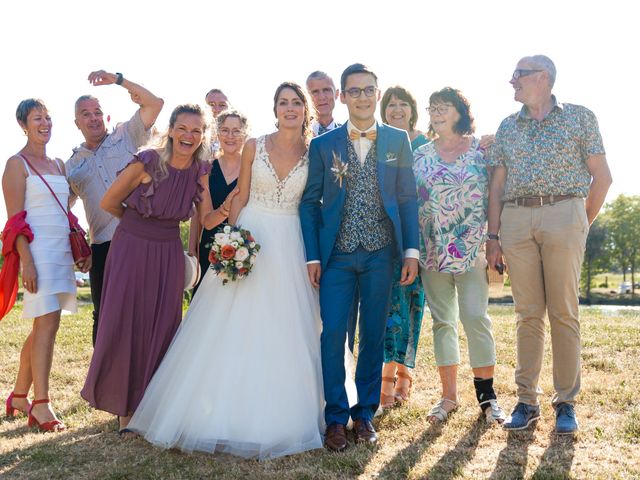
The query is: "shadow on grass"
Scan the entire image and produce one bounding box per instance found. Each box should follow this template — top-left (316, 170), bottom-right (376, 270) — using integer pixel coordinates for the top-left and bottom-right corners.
top-left (0, 420), bottom-right (113, 478)
top-left (376, 418), bottom-right (447, 478)
top-left (531, 432), bottom-right (576, 479)
top-left (424, 415), bottom-right (491, 479)
top-left (488, 427), bottom-right (537, 480)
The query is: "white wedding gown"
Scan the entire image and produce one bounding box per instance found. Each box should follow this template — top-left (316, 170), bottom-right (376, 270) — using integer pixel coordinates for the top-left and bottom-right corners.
top-left (128, 136), bottom-right (327, 459)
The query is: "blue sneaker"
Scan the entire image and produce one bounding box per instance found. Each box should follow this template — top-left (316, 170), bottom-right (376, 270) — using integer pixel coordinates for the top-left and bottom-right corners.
top-left (555, 403), bottom-right (579, 434)
top-left (503, 402), bottom-right (540, 430)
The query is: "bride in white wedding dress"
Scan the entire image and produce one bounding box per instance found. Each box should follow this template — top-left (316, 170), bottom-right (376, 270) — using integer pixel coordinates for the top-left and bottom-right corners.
top-left (128, 83), bottom-right (329, 459)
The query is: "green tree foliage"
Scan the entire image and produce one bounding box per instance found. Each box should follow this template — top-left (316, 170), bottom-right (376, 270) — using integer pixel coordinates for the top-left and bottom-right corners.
top-left (180, 221), bottom-right (190, 251)
top-left (606, 195), bottom-right (640, 294)
top-left (581, 216), bottom-right (611, 301)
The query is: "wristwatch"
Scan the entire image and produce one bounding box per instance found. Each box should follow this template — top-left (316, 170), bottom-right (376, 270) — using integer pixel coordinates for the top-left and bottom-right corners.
top-left (487, 233), bottom-right (500, 241)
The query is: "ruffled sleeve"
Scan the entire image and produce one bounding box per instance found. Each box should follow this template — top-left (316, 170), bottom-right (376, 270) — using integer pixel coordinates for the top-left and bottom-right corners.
top-left (193, 160), bottom-right (213, 206)
top-left (123, 149), bottom-right (161, 218)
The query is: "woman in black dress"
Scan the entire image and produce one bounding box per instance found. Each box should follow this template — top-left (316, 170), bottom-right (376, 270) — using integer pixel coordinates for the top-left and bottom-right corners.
top-left (188, 109), bottom-right (248, 294)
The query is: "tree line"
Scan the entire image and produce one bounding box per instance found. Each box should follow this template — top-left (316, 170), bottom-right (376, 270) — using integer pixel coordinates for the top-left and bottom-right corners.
top-left (583, 194), bottom-right (640, 299)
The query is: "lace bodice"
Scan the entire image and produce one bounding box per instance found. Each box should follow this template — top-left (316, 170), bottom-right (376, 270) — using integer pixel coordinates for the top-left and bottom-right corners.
top-left (247, 136), bottom-right (308, 214)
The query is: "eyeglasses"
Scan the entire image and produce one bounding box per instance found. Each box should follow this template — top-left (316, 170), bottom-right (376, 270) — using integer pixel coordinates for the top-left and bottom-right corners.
top-left (511, 69), bottom-right (543, 80)
top-left (427, 104), bottom-right (454, 115)
top-left (218, 127), bottom-right (244, 137)
top-left (344, 86), bottom-right (377, 98)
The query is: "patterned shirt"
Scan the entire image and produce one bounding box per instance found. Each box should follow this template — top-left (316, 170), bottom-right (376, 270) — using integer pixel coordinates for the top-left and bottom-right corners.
top-left (66, 111), bottom-right (150, 244)
top-left (487, 97), bottom-right (605, 201)
top-left (413, 138), bottom-right (488, 274)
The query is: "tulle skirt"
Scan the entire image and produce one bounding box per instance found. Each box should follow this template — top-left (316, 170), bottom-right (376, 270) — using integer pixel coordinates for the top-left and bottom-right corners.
top-left (128, 203), bottom-right (325, 459)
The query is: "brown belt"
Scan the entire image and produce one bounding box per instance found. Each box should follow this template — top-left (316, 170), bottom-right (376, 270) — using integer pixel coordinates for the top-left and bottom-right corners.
top-left (511, 195), bottom-right (575, 207)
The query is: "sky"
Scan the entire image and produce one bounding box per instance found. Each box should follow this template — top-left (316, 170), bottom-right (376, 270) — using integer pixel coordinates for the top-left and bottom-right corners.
top-left (1, 0), bottom-right (637, 227)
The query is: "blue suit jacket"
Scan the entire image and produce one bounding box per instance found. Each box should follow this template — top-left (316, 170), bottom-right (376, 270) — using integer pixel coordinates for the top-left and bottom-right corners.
top-left (299, 123), bottom-right (419, 271)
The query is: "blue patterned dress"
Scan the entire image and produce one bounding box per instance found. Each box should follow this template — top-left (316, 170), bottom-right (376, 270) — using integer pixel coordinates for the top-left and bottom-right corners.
top-left (383, 135), bottom-right (427, 368)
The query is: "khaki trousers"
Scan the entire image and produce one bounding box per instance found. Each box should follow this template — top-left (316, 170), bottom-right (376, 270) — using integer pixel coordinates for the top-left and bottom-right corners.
top-left (500, 197), bottom-right (588, 406)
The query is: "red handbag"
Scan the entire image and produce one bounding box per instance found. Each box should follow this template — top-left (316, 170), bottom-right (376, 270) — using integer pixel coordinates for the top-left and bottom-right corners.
top-left (19, 154), bottom-right (91, 262)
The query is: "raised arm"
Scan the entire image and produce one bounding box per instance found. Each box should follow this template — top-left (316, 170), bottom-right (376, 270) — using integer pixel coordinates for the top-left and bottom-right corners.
top-left (87, 70), bottom-right (164, 130)
top-left (228, 138), bottom-right (256, 225)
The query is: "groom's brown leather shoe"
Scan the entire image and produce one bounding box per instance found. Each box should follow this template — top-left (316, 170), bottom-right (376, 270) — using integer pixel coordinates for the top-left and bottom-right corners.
top-left (353, 418), bottom-right (378, 445)
top-left (325, 423), bottom-right (348, 452)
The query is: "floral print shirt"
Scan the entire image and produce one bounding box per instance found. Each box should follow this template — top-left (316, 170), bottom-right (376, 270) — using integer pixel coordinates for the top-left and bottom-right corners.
top-left (487, 97), bottom-right (605, 201)
top-left (413, 138), bottom-right (488, 274)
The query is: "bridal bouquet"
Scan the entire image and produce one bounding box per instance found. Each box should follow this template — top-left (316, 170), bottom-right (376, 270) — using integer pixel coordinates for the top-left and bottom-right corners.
top-left (207, 225), bottom-right (261, 285)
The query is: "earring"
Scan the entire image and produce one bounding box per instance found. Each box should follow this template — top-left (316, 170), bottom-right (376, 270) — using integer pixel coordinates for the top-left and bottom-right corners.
top-left (23, 130), bottom-right (27, 136)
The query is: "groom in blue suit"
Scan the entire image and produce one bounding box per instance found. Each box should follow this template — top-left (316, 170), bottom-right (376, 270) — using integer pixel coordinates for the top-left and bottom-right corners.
top-left (300, 63), bottom-right (419, 451)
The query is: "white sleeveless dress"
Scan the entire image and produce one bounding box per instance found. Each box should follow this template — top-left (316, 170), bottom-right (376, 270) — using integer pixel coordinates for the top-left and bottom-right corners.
top-left (128, 136), bottom-right (325, 459)
top-left (22, 159), bottom-right (77, 318)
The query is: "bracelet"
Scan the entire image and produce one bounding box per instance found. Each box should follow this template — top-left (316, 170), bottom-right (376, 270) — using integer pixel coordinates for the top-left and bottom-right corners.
top-left (115, 72), bottom-right (124, 85)
top-left (487, 233), bottom-right (500, 241)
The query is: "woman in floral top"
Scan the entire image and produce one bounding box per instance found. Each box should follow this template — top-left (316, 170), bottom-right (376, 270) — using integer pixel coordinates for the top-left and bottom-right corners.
top-left (413, 87), bottom-right (505, 425)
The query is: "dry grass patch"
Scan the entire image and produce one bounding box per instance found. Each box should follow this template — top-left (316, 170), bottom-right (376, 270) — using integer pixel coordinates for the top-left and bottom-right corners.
top-left (2, 305), bottom-right (640, 479)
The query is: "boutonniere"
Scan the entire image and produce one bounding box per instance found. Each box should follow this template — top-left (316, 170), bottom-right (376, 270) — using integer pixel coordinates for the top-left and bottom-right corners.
top-left (386, 153), bottom-right (398, 163)
top-left (331, 151), bottom-right (349, 188)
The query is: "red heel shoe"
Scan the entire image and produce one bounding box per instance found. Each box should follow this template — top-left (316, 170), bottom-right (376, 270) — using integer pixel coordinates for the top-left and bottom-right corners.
top-left (28, 399), bottom-right (65, 432)
top-left (5, 392), bottom-right (31, 417)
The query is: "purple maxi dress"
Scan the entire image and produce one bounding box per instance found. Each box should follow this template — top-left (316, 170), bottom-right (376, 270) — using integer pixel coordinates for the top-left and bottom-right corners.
top-left (81, 149), bottom-right (210, 416)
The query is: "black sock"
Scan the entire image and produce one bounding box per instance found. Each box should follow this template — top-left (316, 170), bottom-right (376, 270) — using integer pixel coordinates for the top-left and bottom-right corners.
top-left (474, 377), bottom-right (497, 412)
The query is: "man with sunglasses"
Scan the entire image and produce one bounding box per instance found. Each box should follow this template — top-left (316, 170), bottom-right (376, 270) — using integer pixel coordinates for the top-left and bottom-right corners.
top-left (487, 55), bottom-right (612, 434)
top-left (300, 63), bottom-right (419, 451)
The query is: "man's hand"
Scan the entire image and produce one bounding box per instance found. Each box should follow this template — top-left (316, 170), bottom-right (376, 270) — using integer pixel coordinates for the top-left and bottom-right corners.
top-left (307, 263), bottom-right (322, 289)
top-left (87, 70), bottom-right (118, 86)
top-left (399, 257), bottom-right (418, 286)
top-left (486, 239), bottom-right (504, 272)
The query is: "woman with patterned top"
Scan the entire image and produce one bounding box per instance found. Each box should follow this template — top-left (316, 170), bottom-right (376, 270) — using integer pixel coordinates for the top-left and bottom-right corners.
top-left (413, 87), bottom-right (505, 424)
top-left (378, 86), bottom-right (427, 407)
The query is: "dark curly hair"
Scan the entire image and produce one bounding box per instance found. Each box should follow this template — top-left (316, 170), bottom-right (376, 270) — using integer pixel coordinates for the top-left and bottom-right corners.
top-left (427, 87), bottom-right (475, 138)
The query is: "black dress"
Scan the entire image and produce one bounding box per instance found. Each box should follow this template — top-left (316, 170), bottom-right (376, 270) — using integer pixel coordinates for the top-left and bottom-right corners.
top-left (193, 159), bottom-right (238, 294)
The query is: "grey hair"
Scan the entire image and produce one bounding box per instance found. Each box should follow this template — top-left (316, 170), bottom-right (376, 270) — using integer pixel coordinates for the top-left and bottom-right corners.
top-left (74, 95), bottom-right (100, 115)
top-left (306, 71), bottom-right (336, 89)
top-left (216, 109), bottom-right (250, 134)
top-left (16, 98), bottom-right (47, 126)
top-left (526, 55), bottom-right (557, 88)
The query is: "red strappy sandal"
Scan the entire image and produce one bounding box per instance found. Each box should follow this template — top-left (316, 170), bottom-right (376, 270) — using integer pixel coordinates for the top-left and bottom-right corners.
top-left (28, 399), bottom-right (65, 432)
top-left (5, 391), bottom-right (31, 417)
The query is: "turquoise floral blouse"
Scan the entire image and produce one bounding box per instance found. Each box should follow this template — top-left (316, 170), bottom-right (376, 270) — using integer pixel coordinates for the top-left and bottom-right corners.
top-left (413, 138), bottom-right (488, 274)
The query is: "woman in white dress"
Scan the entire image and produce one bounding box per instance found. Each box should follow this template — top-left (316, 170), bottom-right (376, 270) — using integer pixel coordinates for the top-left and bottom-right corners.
top-left (128, 82), bottom-right (325, 459)
top-left (2, 99), bottom-right (89, 431)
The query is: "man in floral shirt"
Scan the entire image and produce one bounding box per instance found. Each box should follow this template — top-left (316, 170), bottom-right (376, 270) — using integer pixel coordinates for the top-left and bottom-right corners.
top-left (486, 55), bottom-right (612, 434)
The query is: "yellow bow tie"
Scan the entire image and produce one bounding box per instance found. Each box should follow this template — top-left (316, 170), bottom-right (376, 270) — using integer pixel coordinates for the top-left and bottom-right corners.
top-left (349, 129), bottom-right (377, 141)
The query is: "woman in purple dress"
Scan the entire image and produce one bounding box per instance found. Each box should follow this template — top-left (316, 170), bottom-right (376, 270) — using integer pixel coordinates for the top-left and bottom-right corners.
top-left (81, 104), bottom-right (238, 433)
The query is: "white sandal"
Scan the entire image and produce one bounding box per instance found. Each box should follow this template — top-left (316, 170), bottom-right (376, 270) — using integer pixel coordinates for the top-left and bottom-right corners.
top-left (427, 398), bottom-right (458, 423)
top-left (481, 399), bottom-right (506, 425)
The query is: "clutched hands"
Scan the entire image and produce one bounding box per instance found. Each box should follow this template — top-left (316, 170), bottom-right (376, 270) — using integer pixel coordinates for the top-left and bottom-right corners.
top-left (76, 255), bottom-right (92, 273)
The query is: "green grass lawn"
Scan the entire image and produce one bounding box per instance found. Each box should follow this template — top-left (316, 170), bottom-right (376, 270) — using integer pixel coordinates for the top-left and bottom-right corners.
top-left (1, 304), bottom-right (639, 479)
